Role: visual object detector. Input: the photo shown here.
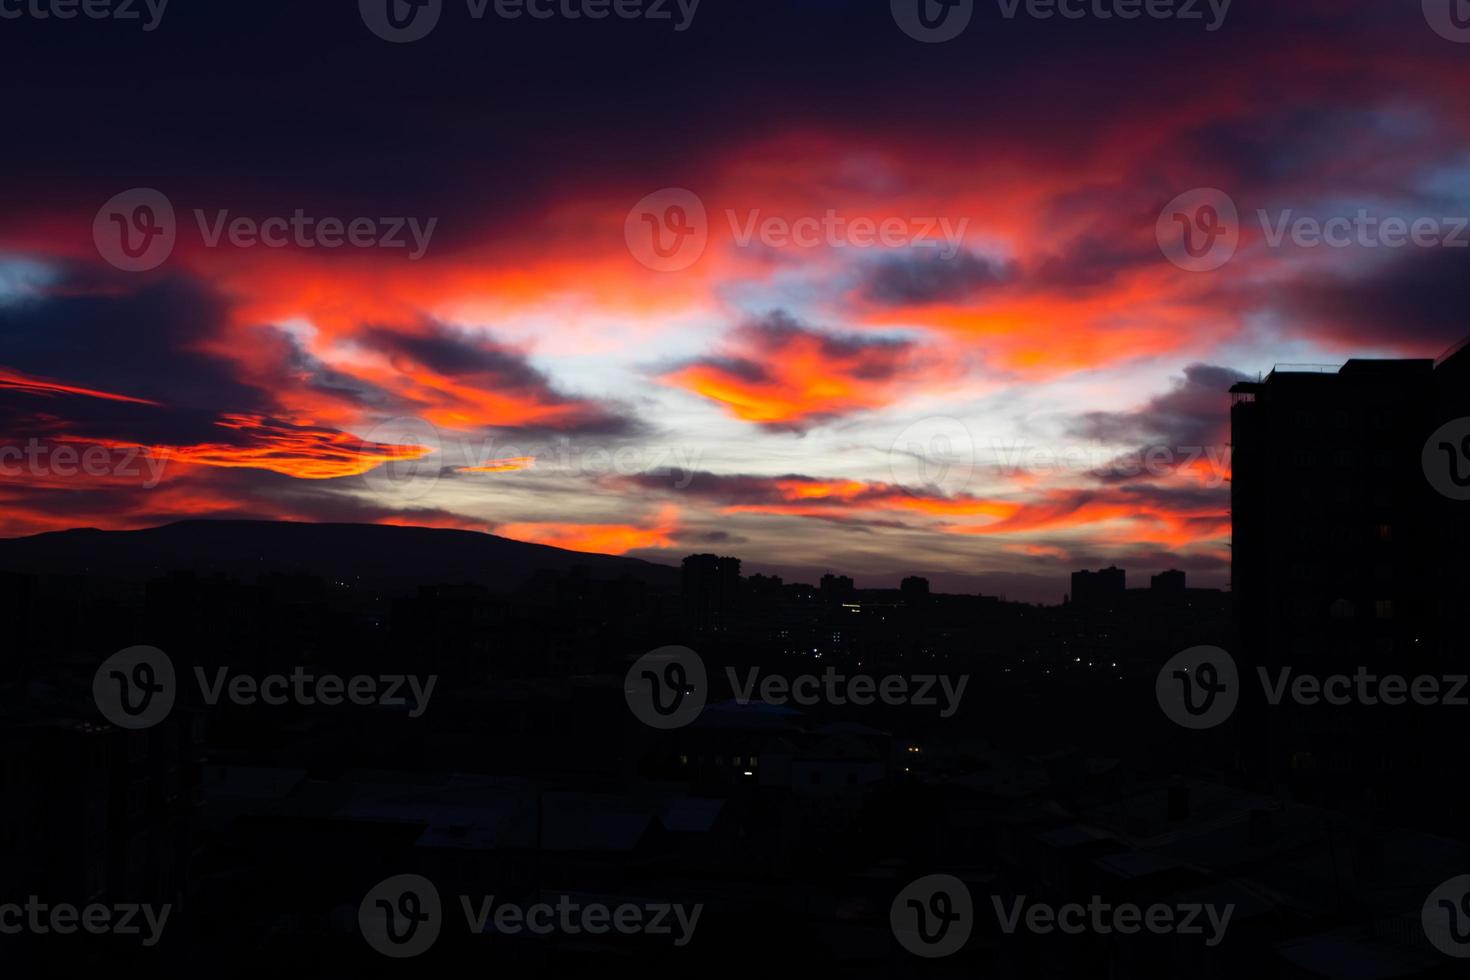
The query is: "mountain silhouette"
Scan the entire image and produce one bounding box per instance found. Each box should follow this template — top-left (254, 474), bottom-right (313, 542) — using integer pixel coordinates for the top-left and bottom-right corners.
top-left (0, 520), bottom-right (679, 593)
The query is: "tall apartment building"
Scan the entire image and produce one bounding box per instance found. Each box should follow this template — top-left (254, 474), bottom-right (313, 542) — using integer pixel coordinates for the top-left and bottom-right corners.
top-left (1229, 346), bottom-right (1470, 825)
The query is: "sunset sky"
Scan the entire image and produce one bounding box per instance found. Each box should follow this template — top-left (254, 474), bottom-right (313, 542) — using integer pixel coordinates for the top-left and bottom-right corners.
top-left (2, 1), bottom-right (1469, 599)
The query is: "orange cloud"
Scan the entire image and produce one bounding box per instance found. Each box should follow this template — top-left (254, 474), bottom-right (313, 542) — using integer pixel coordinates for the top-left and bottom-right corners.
top-left (495, 505), bottom-right (680, 555)
top-left (158, 415), bottom-right (432, 480)
top-left (458, 456), bottom-right (536, 474)
top-left (662, 313), bottom-right (941, 429)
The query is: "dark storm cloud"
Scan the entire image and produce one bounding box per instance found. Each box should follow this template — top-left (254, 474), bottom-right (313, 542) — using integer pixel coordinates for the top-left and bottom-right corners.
top-left (266, 327), bottom-right (396, 411)
top-left (1067, 364), bottom-right (1249, 449)
top-left (747, 310), bottom-right (915, 376)
top-left (0, 276), bottom-right (260, 415)
top-left (0, 0), bottom-right (1438, 254)
top-left (359, 324), bottom-right (550, 387)
top-left (0, 276), bottom-right (277, 446)
top-left (355, 321), bottom-right (643, 436)
top-left (860, 250), bottom-right (1014, 306)
top-left (1270, 248), bottom-right (1470, 355)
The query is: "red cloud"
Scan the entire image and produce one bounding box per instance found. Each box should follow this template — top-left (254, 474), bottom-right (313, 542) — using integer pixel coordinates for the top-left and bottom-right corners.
top-left (661, 312), bottom-right (945, 430)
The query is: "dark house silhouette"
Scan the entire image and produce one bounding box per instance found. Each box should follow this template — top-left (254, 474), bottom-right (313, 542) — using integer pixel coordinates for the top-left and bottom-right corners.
top-left (1070, 566), bottom-right (1126, 609)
